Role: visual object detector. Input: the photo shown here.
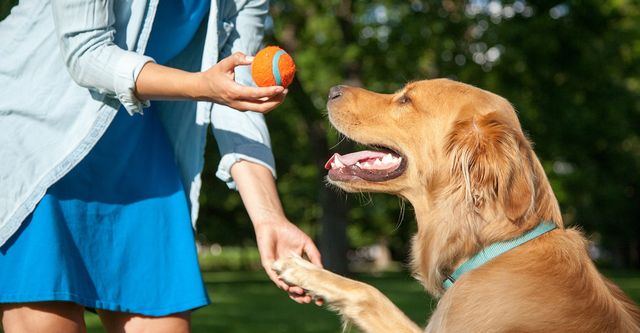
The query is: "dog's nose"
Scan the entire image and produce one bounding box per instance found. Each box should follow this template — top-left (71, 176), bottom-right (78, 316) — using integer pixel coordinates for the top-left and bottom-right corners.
top-left (328, 85), bottom-right (344, 101)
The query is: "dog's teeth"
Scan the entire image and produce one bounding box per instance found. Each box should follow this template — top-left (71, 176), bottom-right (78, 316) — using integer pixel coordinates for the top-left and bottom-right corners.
top-left (363, 162), bottom-right (371, 168)
top-left (334, 158), bottom-right (345, 168)
top-left (331, 162), bottom-right (336, 169)
top-left (383, 154), bottom-right (393, 163)
top-left (356, 162), bottom-right (362, 168)
top-left (374, 159), bottom-right (382, 166)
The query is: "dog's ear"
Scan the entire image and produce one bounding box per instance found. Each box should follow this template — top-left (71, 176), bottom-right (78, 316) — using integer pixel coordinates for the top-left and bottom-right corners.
top-left (445, 111), bottom-right (534, 224)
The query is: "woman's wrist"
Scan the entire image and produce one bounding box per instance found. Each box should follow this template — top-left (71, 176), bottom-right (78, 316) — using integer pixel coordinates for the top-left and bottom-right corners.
top-left (231, 160), bottom-right (287, 226)
top-left (185, 71), bottom-right (209, 101)
top-left (250, 210), bottom-right (288, 227)
top-left (135, 62), bottom-right (204, 101)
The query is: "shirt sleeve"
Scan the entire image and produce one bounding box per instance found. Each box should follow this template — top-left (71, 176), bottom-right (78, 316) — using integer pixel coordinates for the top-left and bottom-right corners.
top-left (50, 0), bottom-right (154, 114)
top-left (211, 0), bottom-right (276, 190)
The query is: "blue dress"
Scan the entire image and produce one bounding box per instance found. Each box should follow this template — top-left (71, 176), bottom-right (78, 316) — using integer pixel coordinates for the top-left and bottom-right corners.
top-left (0, 0), bottom-right (212, 316)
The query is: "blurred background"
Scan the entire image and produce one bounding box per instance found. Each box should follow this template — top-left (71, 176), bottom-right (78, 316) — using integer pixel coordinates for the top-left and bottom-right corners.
top-left (204, 0), bottom-right (640, 276)
top-left (2, 0), bottom-right (639, 332)
top-left (205, 0), bottom-right (640, 275)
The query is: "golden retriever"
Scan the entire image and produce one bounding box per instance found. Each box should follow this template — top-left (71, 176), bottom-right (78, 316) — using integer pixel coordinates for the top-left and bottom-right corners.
top-left (273, 79), bottom-right (640, 332)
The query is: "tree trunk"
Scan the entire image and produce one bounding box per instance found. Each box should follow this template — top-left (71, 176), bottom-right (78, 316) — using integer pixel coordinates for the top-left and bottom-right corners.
top-left (318, 186), bottom-right (351, 274)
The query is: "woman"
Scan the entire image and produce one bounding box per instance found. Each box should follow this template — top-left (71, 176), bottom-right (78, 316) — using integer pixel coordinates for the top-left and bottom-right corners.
top-left (0, 0), bottom-right (320, 331)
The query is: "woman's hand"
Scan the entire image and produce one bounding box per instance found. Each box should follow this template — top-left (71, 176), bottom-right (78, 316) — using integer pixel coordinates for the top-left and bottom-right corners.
top-left (134, 52), bottom-right (287, 113)
top-left (194, 52), bottom-right (287, 113)
top-left (253, 218), bottom-right (323, 304)
top-left (230, 160), bottom-right (323, 304)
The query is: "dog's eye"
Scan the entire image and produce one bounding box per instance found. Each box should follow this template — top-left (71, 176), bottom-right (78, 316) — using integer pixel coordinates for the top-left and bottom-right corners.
top-left (398, 95), bottom-right (411, 105)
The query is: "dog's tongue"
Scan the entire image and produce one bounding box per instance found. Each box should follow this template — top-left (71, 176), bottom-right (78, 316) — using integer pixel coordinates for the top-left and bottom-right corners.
top-left (324, 151), bottom-right (389, 169)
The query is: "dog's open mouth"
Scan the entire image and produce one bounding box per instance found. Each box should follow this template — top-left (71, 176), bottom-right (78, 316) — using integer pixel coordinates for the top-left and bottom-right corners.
top-left (324, 146), bottom-right (406, 182)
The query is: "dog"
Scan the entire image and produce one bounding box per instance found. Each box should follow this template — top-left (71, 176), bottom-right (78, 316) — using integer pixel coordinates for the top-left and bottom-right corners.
top-left (273, 79), bottom-right (640, 332)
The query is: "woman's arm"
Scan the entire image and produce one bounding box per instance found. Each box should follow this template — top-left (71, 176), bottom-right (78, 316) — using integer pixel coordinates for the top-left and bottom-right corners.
top-left (231, 160), bottom-right (322, 303)
top-left (211, 0), bottom-right (281, 187)
top-left (134, 53), bottom-right (286, 113)
top-left (212, 1), bottom-right (322, 303)
top-left (51, 0), bottom-right (284, 114)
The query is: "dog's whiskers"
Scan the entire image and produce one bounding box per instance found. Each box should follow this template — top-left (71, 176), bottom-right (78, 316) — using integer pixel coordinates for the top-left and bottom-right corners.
top-left (330, 134), bottom-right (348, 150)
top-left (393, 198), bottom-right (406, 232)
top-left (356, 192), bottom-right (374, 206)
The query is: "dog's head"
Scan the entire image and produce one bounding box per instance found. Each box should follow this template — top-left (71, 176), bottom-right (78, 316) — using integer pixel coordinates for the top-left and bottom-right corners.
top-left (325, 79), bottom-right (559, 229)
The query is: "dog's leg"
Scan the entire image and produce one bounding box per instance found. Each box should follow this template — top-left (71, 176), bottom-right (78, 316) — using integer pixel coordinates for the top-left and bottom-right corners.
top-left (273, 255), bottom-right (423, 333)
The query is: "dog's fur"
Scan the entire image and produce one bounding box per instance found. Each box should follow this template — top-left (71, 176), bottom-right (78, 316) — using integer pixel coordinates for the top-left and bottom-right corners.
top-left (273, 79), bottom-right (640, 332)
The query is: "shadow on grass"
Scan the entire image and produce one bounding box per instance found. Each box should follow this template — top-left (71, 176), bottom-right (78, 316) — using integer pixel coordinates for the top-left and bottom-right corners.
top-left (78, 269), bottom-right (639, 333)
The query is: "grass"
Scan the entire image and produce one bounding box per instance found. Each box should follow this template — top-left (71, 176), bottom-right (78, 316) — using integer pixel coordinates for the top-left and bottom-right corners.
top-left (77, 269), bottom-right (640, 333)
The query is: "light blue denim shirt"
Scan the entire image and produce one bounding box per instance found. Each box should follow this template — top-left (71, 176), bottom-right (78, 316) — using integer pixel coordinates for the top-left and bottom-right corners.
top-left (0, 0), bottom-right (276, 247)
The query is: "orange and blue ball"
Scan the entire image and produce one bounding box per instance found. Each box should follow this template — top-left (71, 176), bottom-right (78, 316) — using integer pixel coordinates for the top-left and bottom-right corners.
top-left (251, 46), bottom-right (296, 88)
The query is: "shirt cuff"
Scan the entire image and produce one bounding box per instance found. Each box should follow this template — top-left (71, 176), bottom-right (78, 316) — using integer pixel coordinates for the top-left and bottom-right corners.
top-left (215, 144), bottom-right (277, 190)
top-left (113, 52), bottom-right (155, 115)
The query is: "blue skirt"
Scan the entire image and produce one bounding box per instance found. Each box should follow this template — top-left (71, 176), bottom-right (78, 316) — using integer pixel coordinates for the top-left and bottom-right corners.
top-left (0, 106), bottom-right (210, 316)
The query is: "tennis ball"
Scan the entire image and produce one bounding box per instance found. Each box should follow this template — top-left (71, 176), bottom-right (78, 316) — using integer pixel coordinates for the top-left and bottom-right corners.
top-left (251, 46), bottom-right (296, 88)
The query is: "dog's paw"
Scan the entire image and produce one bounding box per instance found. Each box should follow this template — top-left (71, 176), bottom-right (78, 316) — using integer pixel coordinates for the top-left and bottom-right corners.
top-left (272, 254), bottom-right (326, 297)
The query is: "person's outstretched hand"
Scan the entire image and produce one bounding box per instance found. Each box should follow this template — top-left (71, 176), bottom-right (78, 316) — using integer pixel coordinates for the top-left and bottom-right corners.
top-left (134, 52), bottom-right (286, 113)
top-left (231, 160), bottom-right (322, 304)
top-left (253, 218), bottom-right (322, 304)
top-left (197, 52), bottom-right (287, 113)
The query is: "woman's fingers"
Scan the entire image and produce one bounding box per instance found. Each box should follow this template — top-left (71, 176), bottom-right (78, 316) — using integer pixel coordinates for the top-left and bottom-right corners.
top-left (217, 52), bottom-right (254, 72)
top-left (204, 53), bottom-right (288, 111)
top-left (231, 85), bottom-right (285, 101)
top-left (289, 293), bottom-right (313, 304)
top-left (303, 241), bottom-right (323, 267)
top-left (230, 91), bottom-right (287, 113)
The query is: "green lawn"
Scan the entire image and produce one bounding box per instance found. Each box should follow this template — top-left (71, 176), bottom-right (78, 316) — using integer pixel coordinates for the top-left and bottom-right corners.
top-left (79, 270), bottom-right (640, 333)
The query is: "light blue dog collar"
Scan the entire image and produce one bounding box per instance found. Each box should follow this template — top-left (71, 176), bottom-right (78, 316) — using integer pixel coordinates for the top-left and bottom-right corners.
top-left (443, 222), bottom-right (557, 290)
